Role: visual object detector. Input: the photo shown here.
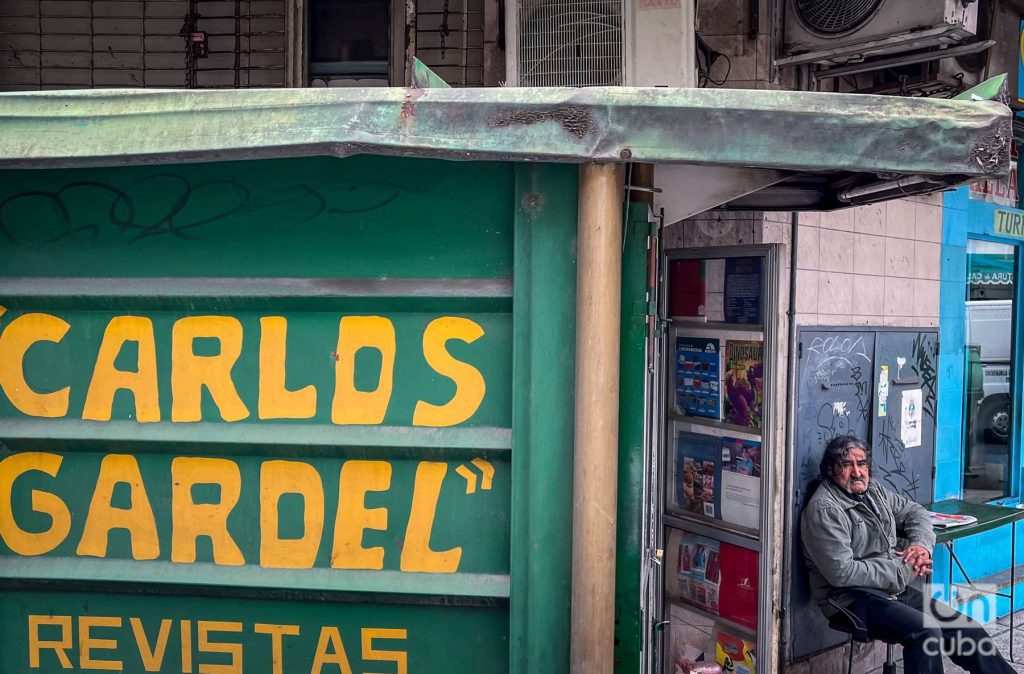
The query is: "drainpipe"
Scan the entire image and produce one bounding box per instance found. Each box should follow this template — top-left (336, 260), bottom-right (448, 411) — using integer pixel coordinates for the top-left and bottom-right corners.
top-left (780, 209), bottom-right (800, 663)
top-left (571, 161), bottom-right (623, 674)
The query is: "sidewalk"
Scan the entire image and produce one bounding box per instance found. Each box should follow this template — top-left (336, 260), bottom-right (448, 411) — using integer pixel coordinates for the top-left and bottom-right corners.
top-left (864, 609), bottom-right (1024, 673)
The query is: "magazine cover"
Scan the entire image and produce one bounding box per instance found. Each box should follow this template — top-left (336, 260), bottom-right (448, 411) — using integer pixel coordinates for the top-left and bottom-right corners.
top-left (675, 337), bottom-right (721, 420)
top-left (670, 259), bottom-right (708, 319)
top-left (723, 257), bottom-right (763, 325)
top-left (716, 542), bottom-right (758, 631)
top-left (716, 630), bottom-right (756, 674)
top-left (723, 341), bottom-right (764, 429)
top-left (674, 431), bottom-right (723, 518)
top-left (720, 438), bottom-right (761, 530)
top-left (678, 533), bottom-right (722, 615)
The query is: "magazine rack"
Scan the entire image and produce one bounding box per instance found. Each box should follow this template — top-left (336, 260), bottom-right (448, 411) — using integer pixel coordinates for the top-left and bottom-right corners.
top-left (660, 246), bottom-right (780, 674)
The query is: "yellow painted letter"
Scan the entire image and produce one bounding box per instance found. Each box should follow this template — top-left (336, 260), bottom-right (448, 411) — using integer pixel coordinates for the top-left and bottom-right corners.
top-left (171, 316), bottom-right (249, 422)
top-left (28, 615), bottom-right (73, 669)
top-left (259, 316), bottom-right (316, 419)
top-left (401, 462), bottom-right (461, 573)
top-left (79, 616), bottom-right (123, 671)
top-left (197, 621), bottom-right (242, 674)
top-left (331, 316), bottom-right (395, 425)
top-left (362, 628), bottom-right (408, 674)
top-left (413, 317), bottom-right (486, 427)
top-left (254, 624), bottom-right (299, 674)
top-left (0, 452), bottom-right (71, 555)
top-left (171, 458), bottom-right (244, 566)
top-left (310, 627), bottom-right (352, 674)
top-left (260, 461), bottom-right (324, 569)
top-left (77, 454), bottom-right (159, 560)
top-left (130, 618), bottom-right (172, 672)
top-left (83, 316), bottom-right (160, 422)
top-left (331, 460), bottom-right (391, 570)
top-left (0, 312), bottom-right (70, 417)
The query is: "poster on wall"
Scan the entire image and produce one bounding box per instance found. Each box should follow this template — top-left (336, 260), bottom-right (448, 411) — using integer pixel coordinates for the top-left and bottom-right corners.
top-left (674, 430), bottom-right (723, 518)
top-left (675, 336), bottom-right (721, 420)
top-left (901, 388), bottom-right (923, 448)
top-left (720, 438), bottom-right (761, 530)
top-left (723, 340), bottom-right (764, 430)
top-left (723, 258), bottom-right (763, 325)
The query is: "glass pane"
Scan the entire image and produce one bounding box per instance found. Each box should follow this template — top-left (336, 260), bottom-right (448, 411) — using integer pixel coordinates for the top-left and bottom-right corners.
top-left (963, 239), bottom-right (1017, 503)
top-left (668, 257), bottom-right (764, 325)
top-left (309, 0), bottom-right (390, 71)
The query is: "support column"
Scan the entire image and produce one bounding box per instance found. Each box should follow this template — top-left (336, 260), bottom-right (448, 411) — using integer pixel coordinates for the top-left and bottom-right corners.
top-left (571, 162), bottom-right (623, 674)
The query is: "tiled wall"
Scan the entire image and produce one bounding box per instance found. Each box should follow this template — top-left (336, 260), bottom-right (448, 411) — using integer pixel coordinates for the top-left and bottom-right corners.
top-left (795, 194), bottom-right (943, 328)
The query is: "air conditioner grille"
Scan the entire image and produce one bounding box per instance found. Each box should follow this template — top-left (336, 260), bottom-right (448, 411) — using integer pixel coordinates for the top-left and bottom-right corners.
top-left (795, 0), bottom-right (884, 34)
top-left (517, 0), bottom-right (624, 87)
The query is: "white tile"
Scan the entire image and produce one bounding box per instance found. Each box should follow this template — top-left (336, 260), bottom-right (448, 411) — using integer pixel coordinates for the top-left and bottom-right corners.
top-left (819, 207), bottom-right (855, 232)
top-left (797, 224), bottom-right (820, 270)
top-left (853, 233), bottom-right (886, 276)
top-left (796, 313), bottom-right (819, 326)
top-left (854, 203), bottom-right (886, 236)
top-left (913, 279), bottom-right (940, 317)
top-left (884, 277), bottom-right (915, 316)
top-left (885, 198), bottom-right (917, 240)
top-left (818, 229), bottom-right (854, 273)
top-left (795, 269), bottom-right (818, 313)
top-left (799, 211), bottom-right (821, 227)
top-left (852, 314), bottom-right (885, 326)
top-left (914, 202), bottom-right (943, 243)
top-left (851, 274), bottom-right (884, 316)
top-left (884, 236), bottom-right (915, 278)
top-left (818, 270), bottom-right (854, 314)
top-left (913, 241), bottom-right (941, 280)
top-left (818, 313), bottom-right (853, 326)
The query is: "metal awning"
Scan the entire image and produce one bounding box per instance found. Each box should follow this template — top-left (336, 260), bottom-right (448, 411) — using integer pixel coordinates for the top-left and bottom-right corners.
top-left (0, 75), bottom-right (1012, 210)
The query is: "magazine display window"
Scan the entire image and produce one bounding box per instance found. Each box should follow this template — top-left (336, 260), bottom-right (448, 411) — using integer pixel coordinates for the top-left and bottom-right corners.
top-left (659, 247), bottom-right (779, 674)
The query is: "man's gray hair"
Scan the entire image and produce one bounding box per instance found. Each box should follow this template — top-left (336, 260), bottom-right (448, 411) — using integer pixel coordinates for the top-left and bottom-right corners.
top-left (819, 435), bottom-right (871, 480)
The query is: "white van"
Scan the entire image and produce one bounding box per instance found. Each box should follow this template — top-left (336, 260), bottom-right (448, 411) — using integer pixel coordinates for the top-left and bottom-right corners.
top-left (965, 299), bottom-right (1012, 443)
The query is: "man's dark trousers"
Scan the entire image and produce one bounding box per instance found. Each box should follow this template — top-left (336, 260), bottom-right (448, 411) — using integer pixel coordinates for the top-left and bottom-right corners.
top-left (847, 586), bottom-right (1016, 673)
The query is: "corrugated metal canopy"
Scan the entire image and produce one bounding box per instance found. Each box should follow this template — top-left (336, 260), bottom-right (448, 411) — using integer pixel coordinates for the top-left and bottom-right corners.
top-left (0, 76), bottom-right (1012, 209)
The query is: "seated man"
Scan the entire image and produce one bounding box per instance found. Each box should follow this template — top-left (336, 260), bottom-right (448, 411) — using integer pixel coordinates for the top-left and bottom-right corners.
top-left (802, 435), bottom-right (1015, 674)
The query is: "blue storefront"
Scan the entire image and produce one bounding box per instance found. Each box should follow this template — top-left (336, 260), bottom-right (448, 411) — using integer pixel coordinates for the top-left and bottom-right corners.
top-left (935, 174), bottom-right (1024, 614)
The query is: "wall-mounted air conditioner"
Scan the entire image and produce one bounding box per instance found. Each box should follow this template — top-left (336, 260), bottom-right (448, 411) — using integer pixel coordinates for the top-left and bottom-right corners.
top-left (779, 0), bottom-right (978, 68)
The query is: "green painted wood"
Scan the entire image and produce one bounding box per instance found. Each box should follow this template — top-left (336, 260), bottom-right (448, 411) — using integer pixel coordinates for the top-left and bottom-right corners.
top-left (509, 163), bottom-right (578, 673)
top-left (614, 204), bottom-right (652, 673)
top-left (928, 499), bottom-right (1024, 543)
top-left (0, 154), bottom-right (521, 673)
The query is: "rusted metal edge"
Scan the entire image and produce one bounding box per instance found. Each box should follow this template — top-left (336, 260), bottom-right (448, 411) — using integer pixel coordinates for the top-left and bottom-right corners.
top-left (0, 79), bottom-right (1010, 177)
top-left (0, 558), bottom-right (512, 599)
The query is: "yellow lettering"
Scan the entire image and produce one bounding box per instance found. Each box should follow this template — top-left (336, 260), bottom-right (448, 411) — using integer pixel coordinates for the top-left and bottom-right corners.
top-left (0, 452), bottom-right (71, 555)
top-left (331, 460), bottom-right (391, 570)
top-left (197, 621), bottom-right (242, 674)
top-left (401, 462), bottom-right (461, 573)
top-left (260, 461), bottom-right (324, 569)
top-left (79, 616), bottom-right (123, 671)
top-left (171, 316), bottom-right (249, 422)
top-left (171, 458), bottom-right (244, 566)
top-left (361, 628), bottom-right (408, 674)
top-left (331, 316), bottom-right (395, 425)
top-left (259, 316), bottom-right (316, 419)
top-left (310, 627), bottom-right (352, 674)
top-left (130, 618), bottom-right (172, 672)
top-left (413, 317), bottom-right (486, 427)
top-left (77, 454), bottom-right (159, 560)
top-left (28, 615), bottom-right (73, 669)
top-left (0, 312), bottom-right (70, 417)
top-left (83, 316), bottom-right (160, 422)
top-left (254, 624), bottom-right (300, 674)
top-left (181, 620), bottom-right (193, 674)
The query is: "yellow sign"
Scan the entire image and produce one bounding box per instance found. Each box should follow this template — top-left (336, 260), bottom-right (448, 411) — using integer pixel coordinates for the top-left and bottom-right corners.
top-left (993, 209), bottom-right (1024, 239)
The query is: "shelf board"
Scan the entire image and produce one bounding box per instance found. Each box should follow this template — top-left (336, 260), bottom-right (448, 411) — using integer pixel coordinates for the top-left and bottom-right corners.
top-left (668, 414), bottom-right (762, 440)
top-left (663, 514), bottom-right (761, 550)
top-left (664, 598), bottom-right (758, 639)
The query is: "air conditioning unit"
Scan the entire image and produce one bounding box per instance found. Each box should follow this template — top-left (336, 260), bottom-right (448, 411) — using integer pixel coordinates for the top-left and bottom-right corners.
top-left (855, 55), bottom-right (983, 97)
top-left (779, 0), bottom-right (978, 68)
top-left (510, 0), bottom-right (625, 87)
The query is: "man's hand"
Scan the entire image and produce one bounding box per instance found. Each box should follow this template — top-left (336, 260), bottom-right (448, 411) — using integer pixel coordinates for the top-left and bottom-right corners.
top-left (897, 544), bottom-right (933, 577)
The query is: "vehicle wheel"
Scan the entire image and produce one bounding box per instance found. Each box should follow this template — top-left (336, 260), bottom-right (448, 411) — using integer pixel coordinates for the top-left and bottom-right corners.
top-left (979, 396), bottom-right (1011, 444)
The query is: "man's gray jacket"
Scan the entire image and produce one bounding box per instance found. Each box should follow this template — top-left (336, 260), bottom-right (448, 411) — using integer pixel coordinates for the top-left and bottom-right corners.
top-left (801, 478), bottom-right (936, 614)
